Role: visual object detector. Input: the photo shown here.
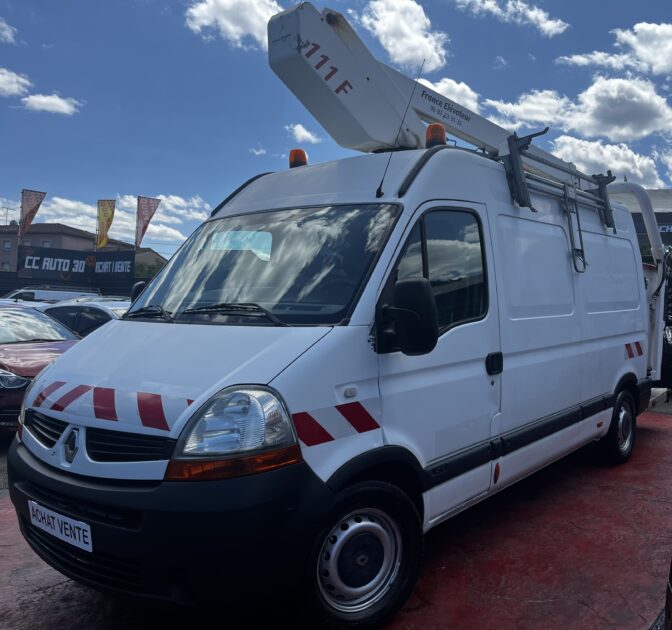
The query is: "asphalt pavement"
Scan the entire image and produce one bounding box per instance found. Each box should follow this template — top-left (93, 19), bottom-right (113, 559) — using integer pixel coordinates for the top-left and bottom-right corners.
top-left (0, 401), bottom-right (669, 628)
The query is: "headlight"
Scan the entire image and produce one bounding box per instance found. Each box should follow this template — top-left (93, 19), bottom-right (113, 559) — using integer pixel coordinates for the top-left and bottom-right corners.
top-left (165, 386), bottom-right (301, 481)
top-left (0, 369), bottom-right (30, 389)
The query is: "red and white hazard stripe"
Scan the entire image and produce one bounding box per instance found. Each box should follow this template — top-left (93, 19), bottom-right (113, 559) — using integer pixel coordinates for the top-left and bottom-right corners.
top-left (31, 381), bottom-right (192, 432)
top-left (292, 401), bottom-right (380, 447)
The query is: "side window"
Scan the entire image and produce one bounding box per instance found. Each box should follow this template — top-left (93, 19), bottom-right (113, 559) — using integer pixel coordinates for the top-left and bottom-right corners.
top-left (77, 308), bottom-right (111, 336)
top-left (424, 211), bottom-right (486, 329)
top-left (395, 223), bottom-right (423, 281)
top-left (393, 209), bottom-right (487, 332)
top-left (45, 306), bottom-right (80, 330)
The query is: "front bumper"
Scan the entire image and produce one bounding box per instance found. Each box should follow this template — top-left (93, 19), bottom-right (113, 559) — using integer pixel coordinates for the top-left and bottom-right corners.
top-left (8, 439), bottom-right (334, 603)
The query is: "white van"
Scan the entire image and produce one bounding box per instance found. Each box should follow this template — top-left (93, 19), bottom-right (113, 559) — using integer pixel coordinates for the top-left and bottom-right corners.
top-left (7, 4), bottom-right (668, 628)
top-left (8, 145), bottom-right (666, 626)
top-left (3, 286), bottom-right (101, 303)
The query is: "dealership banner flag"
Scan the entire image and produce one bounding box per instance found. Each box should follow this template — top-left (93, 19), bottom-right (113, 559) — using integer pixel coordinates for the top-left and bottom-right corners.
top-left (135, 196), bottom-right (161, 248)
top-left (96, 199), bottom-right (116, 249)
top-left (19, 189), bottom-right (46, 238)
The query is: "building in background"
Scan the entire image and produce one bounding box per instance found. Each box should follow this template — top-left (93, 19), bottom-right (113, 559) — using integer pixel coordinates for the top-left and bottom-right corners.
top-left (0, 222), bottom-right (165, 273)
top-left (0, 222), bottom-right (167, 296)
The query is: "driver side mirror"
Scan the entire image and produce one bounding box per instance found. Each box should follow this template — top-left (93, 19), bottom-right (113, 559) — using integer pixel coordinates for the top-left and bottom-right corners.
top-left (131, 281), bottom-right (146, 302)
top-left (382, 278), bottom-right (439, 356)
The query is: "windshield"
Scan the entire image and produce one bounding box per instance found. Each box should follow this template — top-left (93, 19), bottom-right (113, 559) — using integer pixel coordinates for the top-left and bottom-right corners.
top-left (0, 308), bottom-right (78, 343)
top-left (129, 204), bottom-right (400, 325)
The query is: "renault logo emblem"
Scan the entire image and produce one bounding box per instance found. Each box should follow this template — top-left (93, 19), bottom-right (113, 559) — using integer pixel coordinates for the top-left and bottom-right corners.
top-left (64, 428), bottom-right (79, 463)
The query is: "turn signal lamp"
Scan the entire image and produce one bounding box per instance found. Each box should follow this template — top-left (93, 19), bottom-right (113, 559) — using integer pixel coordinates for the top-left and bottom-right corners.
top-left (289, 149), bottom-right (308, 168)
top-left (165, 445), bottom-right (302, 481)
top-left (426, 123), bottom-right (447, 148)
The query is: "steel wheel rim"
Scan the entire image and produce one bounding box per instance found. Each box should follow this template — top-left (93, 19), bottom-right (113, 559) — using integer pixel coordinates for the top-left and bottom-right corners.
top-left (617, 401), bottom-right (633, 453)
top-left (317, 508), bottom-right (402, 614)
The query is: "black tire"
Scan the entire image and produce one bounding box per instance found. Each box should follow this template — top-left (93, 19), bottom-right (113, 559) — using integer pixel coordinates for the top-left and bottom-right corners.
top-left (601, 389), bottom-right (637, 465)
top-left (302, 481), bottom-right (423, 629)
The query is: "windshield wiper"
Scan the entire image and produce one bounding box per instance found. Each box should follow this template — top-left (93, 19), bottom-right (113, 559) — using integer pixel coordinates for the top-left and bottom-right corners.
top-left (180, 302), bottom-right (288, 326)
top-left (124, 305), bottom-right (174, 322)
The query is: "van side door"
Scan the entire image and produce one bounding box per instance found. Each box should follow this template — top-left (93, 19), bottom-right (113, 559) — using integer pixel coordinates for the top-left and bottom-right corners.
top-left (488, 205), bottom-right (582, 487)
top-left (377, 202), bottom-right (501, 527)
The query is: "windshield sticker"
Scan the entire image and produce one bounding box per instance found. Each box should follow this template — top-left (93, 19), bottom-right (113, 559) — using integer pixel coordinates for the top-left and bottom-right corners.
top-left (210, 230), bottom-right (272, 261)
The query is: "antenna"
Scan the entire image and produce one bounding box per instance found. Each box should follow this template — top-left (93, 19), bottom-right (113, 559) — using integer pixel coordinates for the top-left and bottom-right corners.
top-left (375, 60), bottom-right (425, 199)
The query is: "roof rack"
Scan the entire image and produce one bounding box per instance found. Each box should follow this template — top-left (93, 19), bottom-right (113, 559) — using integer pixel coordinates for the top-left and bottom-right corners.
top-left (501, 128), bottom-right (616, 232)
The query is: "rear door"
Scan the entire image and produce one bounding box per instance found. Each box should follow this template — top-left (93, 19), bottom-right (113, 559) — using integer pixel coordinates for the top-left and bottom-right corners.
top-left (377, 202), bottom-right (501, 524)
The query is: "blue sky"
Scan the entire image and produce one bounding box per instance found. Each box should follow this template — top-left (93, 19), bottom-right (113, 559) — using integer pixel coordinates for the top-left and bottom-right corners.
top-left (1, 0), bottom-right (671, 257)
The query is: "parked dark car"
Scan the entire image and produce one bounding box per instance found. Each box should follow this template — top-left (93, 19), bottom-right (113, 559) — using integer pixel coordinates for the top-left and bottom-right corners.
top-left (0, 305), bottom-right (78, 429)
top-left (38, 299), bottom-right (129, 337)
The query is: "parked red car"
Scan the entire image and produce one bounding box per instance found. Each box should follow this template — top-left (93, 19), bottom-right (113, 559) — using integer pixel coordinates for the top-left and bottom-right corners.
top-left (0, 304), bottom-right (78, 429)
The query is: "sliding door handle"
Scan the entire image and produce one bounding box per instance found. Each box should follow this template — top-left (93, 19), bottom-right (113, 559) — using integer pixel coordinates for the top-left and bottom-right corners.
top-left (486, 352), bottom-right (503, 375)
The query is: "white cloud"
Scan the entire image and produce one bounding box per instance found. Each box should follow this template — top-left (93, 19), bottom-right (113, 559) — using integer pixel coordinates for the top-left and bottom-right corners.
top-left (572, 77), bottom-right (672, 141)
top-left (551, 136), bottom-right (664, 188)
top-left (35, 195), bottom-right (200, 244)
top-left (249, 144), bottom-right (267, 156)
top-left (0, 17), bottom-right (17, 44)
top-left (358, 0), bottom-right (448, 72)
top-left (493, 55), bottom-right (508, 70)
top-left (615, 23), bottom-right (672, 75)
top-left (0, 193), bottom-right (210, 247)
top-left (419, 77), bottom-right (480, 113)
top-left (117, 194), bottom-right (211, 225)
top-left (454, 0), bottom-right (568, 37)
top-left (185, 0), bottom-right (282, 50)
top-left (485, 76), bottom-right (672, 142)
top-left (485, 88), bottom-right (571, 127)
top-left (556, 22), bottom-right (672, 76)
top-left (659, 151), bottom-right (672, 184)
top-left (556, 51), bottom-right (641, 72)
top-left (0, 67), bottom-right (31, 97)
top-left (285, 123), bottom-right (322, 144)
top-left (21, 93), bottom-right (82, 115)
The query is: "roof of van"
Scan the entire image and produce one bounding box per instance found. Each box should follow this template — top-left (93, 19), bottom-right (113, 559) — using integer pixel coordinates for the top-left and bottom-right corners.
top-left (215, 149), bottom-right (438, 217)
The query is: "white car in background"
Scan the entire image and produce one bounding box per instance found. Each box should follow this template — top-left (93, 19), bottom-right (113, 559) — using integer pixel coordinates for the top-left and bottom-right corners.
top-left (36, 298), bottom-right (130, 337)
top-left (3, 286), bottom-right (101, 303)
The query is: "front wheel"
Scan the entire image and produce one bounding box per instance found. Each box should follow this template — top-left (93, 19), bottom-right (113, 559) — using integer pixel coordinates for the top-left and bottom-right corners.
top-left (601, 389), bottom-right (637, 464)
top-left (303, 481), bottom-right (423, 628)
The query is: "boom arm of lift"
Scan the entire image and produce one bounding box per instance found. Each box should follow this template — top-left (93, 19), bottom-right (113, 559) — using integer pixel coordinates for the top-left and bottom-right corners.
top-left (268, 2), bottom-right (572, 181)
top-left (609, 183), bottom-right (667, 380)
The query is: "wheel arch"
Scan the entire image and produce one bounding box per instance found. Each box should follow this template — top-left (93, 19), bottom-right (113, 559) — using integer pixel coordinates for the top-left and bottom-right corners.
top-left (614, 372), bottom-right (639, 411)
top-left (326, 446), bottom-right (427, 519)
